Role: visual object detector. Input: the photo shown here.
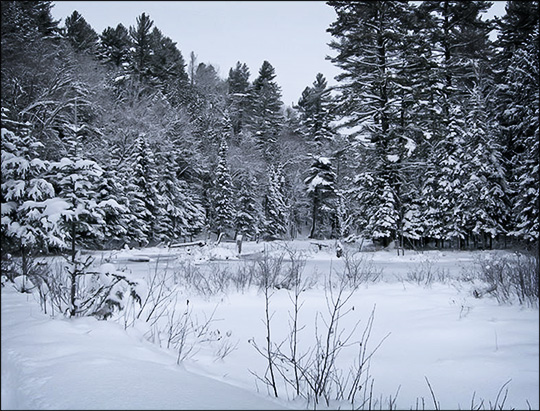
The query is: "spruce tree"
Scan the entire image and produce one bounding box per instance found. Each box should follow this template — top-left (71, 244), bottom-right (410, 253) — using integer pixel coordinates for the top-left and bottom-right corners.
top-left (460, 64), bottom-right (509, 247)
top-left (234, 171), bottom-right (261, 239)
top-left (93, 165), bottom-right (129, 249)
top-left (416, 0), bottom-right (493, 247)
top-left (125, 134), bottom-right (160, 246)
top-left (304, 156), bottom-right (336, 238)
top-left (49, 156), bottom-right (104, 251)
top-left (1, 126), bottom-right (60, 264)
top-left (495, 2), bottom-right (539, 243)
top-left (263, 165), bottom-right (288, 237)
top-left (211, 134), bottom-right (235, 237)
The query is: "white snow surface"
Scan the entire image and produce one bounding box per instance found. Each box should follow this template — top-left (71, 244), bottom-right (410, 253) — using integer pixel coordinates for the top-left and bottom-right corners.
top-left (2, 240), bottom-right (539, 410)
top-left (1, 287), bottom-right (288, 410)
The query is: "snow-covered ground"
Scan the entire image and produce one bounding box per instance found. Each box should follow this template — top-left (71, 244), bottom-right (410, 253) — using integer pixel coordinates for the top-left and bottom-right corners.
top-left (2, 240), bottom-right (538, 410)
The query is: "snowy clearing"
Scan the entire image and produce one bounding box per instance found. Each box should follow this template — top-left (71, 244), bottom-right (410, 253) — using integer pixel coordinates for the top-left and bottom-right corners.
top-left (2, 240), bottom-right (538, 410)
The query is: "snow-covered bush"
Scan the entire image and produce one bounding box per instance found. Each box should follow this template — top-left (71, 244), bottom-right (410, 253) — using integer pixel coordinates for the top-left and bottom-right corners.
top-left (29, 256), bottom-right (144, 318)
top-left (1, 252), bottom-right (17, 282)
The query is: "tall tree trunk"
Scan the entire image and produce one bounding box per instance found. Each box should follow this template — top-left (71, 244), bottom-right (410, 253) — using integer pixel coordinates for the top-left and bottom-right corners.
top-left (309, 193), bottom-right (319, 239)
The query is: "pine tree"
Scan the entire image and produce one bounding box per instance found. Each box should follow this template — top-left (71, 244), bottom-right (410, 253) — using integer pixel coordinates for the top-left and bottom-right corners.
top-left (328, 0), bottom-right (412, 244)
top-left (1, 1), bottom-right (59, 39)
top-left (247, 61), bottom-right (284, 163)
top-left (129, 12), bottom-right (154, 82)
top-left (64, 10), bottom-right (99, 54)
top-left (148, 27), bottom-right (189, 98)
top-left (1, 0), bottom-right (62, 123)
top-left (295, 73), bottom-right (335, 150)
top-left (227, 61), bottom-right (251, 136)
top-left (99, 24), bottom-right (132, 67)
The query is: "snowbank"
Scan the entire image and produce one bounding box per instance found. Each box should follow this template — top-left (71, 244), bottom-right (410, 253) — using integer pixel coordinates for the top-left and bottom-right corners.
top-left (1, 287), bottom-right (288, 410)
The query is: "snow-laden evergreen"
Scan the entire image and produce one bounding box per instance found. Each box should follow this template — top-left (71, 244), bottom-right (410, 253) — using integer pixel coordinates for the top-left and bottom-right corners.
top-left (210, 133), bottom-right (235, 237)
top-left (1, 0), bottom-right (537, 256)
top-left (263, 165), bottom-right (289, 237)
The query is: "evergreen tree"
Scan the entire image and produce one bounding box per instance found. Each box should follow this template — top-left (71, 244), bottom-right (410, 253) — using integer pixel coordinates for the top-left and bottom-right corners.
top-left (328, 0), bottom-right (412, 244)
top-left (304, 156), bottom-right (336, 238)
top-left (125, 134), bottom-right (160, 246)
top-left (94, 165), bottom-right (129, 249)
top-left (154, 149), bottom-right (205, 242)
top-left (414, 0), bottom-right (493, 247)
top-left (129, 12), bottom-right (154, 82)
top-left (504, 34), bottom-right (539, 243)
top-left (495, 1), bottom-right (539, 243)
top-left (99, 24), bottom-right (132, 67)
top-left (247, 60), bottom-right (284, 163)
top-left (263, 165), bottom-right (288, 237)
top-left (423, 104), bottom-right (469, 247)
top-left (296, 73), bottom-right (335, 150)
top-left (1, 0), bottom-right (62, 122)
top-left (211, 134), bottom-right (235, 237)
top-left (48, 156), bottom-right (104, 251)
top-left (180, 180), bottom-right (206, 241)
top-left (332, 189), bottom-right (351, 239)
top-left (1, 126), bottom-right (60, 263)
top-left (460, 64), bottom-right (509, 246)
top-left (234, 171), bottom-right (261, 239)
top-left (148, 27), bottom-right (189, 98)
top-left (1, 1), bottom-right (59, 39)
top-left (64, 10), bottom-right (98, 54)
top-left (227, 61), bottom-right (251, 136)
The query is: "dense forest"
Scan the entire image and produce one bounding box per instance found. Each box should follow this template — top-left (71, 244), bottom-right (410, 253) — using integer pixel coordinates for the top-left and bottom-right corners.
top-left (1, 1), bottom-right (538, 265)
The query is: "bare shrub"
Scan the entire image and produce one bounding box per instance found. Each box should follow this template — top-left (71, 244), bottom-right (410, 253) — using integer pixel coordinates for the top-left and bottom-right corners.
top-left (250, 260), bottom-right (389, 408)
top-left (214, 331), bottom-right (239, 361)
top-left (342, 249), bottom-right (382, 287)
top-left (406, 259), bottom-right (449, 287)
top-left (474, 252), bottom-right (538, 307)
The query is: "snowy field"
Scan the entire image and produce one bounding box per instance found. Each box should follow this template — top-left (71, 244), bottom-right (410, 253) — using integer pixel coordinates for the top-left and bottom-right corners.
top-left (2, 239), bottom-right (538, 410)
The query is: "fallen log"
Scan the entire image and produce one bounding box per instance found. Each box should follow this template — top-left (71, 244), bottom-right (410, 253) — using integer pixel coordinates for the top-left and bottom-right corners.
top-left (169, 240), bottom-right (206, 248)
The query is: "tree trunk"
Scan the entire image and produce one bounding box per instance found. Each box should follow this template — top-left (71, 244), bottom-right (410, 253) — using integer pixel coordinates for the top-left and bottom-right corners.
top-left (309, 192), bottom-right (319, 239)
top-left (70, 222), bottom-right (77, 317)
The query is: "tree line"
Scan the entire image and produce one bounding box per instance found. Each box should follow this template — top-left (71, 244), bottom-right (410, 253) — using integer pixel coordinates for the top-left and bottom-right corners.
top-left (1, 1), bottom-right (538, 264)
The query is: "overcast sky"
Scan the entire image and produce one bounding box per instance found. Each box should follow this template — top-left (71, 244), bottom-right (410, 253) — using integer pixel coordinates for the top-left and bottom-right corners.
top-left (50, 1), bottom-right (507, 108)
